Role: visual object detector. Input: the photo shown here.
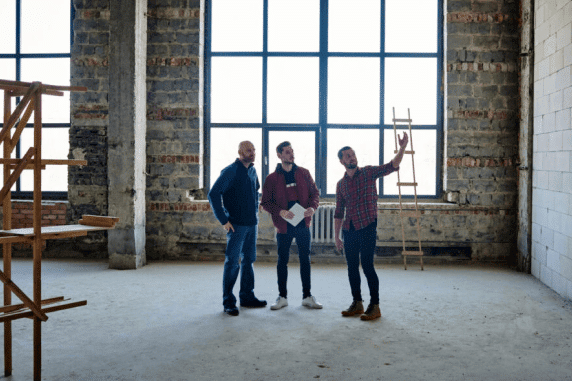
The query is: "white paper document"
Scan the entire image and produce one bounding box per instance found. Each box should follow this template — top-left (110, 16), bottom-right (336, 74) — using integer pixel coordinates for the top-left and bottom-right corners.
top-left (284, 202), bottom-right (306, 226)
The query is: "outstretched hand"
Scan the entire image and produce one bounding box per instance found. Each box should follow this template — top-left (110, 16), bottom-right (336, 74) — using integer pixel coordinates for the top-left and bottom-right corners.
top-left (398, 131), bottom-right (409, 150)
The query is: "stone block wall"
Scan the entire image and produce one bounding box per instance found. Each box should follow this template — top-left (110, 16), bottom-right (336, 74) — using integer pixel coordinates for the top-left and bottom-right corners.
top-left (531, 0), bottom-right (572, 299)
top-left (145, 0), bottom-right (203, 258)
top-left (64, 0), bottom-right (522, 263)
top-left (444, 0), bottom-right (520, 261)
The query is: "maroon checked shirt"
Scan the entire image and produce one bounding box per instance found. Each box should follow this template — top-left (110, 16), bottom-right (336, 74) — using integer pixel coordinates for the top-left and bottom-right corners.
top-left (334, 163), bottom-right (398, 231)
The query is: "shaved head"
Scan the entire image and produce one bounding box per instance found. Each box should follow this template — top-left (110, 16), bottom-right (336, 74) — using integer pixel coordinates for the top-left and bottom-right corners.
top-left (238, 140), bottom-right (256, 166)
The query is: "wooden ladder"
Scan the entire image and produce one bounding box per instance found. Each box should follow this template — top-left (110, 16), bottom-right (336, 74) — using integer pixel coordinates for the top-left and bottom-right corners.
top-left (392, 107), bottom-right (423, 270)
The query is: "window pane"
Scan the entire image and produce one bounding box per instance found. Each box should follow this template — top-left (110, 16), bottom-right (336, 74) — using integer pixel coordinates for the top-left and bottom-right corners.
top-left (0, 0), bottom-right (16, 54)
top-left (21, 0), bottom-right (70, 54)
top-left (211, 57), bottom-right (262, 123)
top-left (20, 128), bottom-right (69, 192)
top-left (211, 0), bottom-right (263, 52)
top-left (383, 129), bottom-right (436, 196)
top-left (268, 0), bottom-right (319, 52)
top-left (268, 57), bottom-right (319, 124)
top-left (328, 57), bottom-right (380, 124)
top-left (0, 59), bottom-right (16, 80)
top-left (385, 0), bottom-right (438, 53)
top-left (268, 130), bottom-right (316, 181)
top-left (329, 0), bottom-right (380, 53)
top-left (384, 58), bottom-right (437, 125)
top-left (21, 58), bottom-right (70, 123)
top-left (210, 128), bottom-right (262, 188)
top-left (327, 128), bottom-right (379, 194)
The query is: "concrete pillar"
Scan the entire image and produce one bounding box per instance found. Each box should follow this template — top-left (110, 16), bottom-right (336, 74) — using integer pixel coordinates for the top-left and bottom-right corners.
top-left (517, 0), bottom-right (534, 273)
top-left (107, 0), bottom-right (147, 269)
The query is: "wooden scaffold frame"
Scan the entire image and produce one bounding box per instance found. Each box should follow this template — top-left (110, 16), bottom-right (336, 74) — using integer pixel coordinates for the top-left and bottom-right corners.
top-left (0, 79), bottom-right (119, 380)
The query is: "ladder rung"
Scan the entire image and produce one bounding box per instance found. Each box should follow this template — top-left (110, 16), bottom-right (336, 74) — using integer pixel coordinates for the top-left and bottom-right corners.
top-left (400, 211), bottom-right (421, 217)
top-left (394, 150), bottom-right (415, 154)
top-left (393, 118), bottom-right (412, 123)
top-left (397, 182), bottom-right (418, 187)
top-left (402, 250), bottom-right (423, 256)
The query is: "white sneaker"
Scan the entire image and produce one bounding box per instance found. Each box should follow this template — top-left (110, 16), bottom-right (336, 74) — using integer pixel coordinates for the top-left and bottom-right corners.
top-left (270, 296), bottom-right (288, 310)
top-left (302, 296), bottom-right (323, 309)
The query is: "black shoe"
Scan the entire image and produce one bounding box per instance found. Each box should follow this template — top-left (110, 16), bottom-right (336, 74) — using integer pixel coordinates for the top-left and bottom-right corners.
top-left (224, 306), bottom-right (239, 316)
top-left (240, 298), bottom-right (267, 308)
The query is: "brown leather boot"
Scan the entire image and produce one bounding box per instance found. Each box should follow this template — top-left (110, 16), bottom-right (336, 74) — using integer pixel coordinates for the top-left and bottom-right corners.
top-left (341, 300), bottom-right (364, 316)
top-left (360, 304), bottom-right (381, 320)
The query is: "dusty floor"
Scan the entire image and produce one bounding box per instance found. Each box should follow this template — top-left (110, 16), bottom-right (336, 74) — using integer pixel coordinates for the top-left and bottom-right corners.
top-left (0, 258), bottom-right (571, 381)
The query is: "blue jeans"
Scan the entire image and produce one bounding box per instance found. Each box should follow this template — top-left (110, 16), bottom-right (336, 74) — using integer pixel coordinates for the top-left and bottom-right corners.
top-left (222, 224), bottom-right (258, 308)
top-left (276, 224), bottom-right (312, 299)
top-left (343, 221), bottom-right (379, 305)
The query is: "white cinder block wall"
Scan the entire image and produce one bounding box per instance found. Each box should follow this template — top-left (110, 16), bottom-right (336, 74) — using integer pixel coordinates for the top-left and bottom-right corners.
top-left (532, 0), bottom-right (572, 299)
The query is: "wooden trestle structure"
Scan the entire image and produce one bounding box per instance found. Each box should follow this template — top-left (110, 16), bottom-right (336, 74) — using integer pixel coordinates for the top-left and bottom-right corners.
top-left (0, 79), bottom-right (118, 380)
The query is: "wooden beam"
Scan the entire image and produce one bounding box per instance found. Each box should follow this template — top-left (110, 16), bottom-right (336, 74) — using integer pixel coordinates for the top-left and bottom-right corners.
top-left (0, 300), bottom-right (87, 323)
top-left (0, 147), bottom-right (35, 205)
top-left (0, 270), bottom-right (48, 321)
top-left (0, 79), bottom-right (86, 93)
top-left (0, 82), bottom-right (39, 143)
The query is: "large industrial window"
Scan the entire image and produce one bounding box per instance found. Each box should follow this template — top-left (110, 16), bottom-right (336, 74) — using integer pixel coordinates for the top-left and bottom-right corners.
top-left (206, 0), bottom-right (443, 197)
top-left (0, 0), bottom-right (72, 199)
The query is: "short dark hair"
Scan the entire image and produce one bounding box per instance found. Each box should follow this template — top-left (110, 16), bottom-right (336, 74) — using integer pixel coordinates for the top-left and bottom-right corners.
top-left (276, 141), bottom-right (291, 154)
top-left (338, 146), bottom-right (352, 160)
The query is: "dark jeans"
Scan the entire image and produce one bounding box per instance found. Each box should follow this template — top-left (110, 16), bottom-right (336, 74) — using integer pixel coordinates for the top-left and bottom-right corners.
top-left (276, 224), bottom-right (312, 299)
top-left (343, 221), bottom-right (379, 305)
top-left (222, 224), bottom-right (257, 308)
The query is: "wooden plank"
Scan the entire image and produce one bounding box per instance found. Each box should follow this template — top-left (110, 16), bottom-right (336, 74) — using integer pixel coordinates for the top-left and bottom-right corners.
top-left (0, 79), bottom-right (87, 93)
top-left (0, 235), bottom-right (32, 244)
top-left (396, 182), bottom-right (418, 187)
top-left (0, 159), bottom-right (87, 166)
top-left (0, 224), bottom-right (112, 237)
top-left (79, 215), bottom-right (119, 228)
top-left (4, 87), bottom-right (64, 97)
top-left (394, 150), bottom-right (415, 154)
top-left (0, 297), bottom-right (65, 314)
top-left (0, 270), bottom-right (48, 321)
top-left (392, 118), bottom-right (412, 123)
top-left (40, 230), bottom-right (88, 240)
top-left (402, 250), bottom-right (424, 256)
top-left (0, 300), bottom-right (87, 323)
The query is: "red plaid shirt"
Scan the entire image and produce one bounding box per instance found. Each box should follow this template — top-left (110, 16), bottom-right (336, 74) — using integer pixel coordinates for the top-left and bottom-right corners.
top-left (334, 164), bottom-right (398, 231)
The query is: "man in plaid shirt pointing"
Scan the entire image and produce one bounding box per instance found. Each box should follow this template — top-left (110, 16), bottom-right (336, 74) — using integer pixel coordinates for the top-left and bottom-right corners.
top-left (334, 132), bottom-right (409, 321)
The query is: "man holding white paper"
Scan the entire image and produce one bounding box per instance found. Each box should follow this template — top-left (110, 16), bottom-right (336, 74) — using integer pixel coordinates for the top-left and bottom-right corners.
top-left (261, 141), bottom-right (322, 310)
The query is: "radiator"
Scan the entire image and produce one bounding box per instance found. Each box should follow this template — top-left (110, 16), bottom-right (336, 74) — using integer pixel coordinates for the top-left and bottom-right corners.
top-left (310, 205), bottom-right (336, 244)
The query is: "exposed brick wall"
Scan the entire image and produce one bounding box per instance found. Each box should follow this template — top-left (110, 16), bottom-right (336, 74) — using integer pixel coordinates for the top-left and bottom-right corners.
top-left (69, 0), bottom-right (110, 245)
top-left (10, 201), bottom-right (67, 229)
top-left (145, 0), bottom-right (203, 257)
top-left (446, 0), bottom-right (520, 209)
top-left (444, 0), bottom-right (520, 261)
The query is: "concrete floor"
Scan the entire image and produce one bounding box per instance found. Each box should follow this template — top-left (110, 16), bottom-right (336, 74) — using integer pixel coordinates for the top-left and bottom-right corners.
top-left (0, 258), bottom-right (571, 381)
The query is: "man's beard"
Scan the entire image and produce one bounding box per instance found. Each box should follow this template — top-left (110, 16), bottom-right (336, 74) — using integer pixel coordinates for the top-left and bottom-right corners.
top-left (345, 163), bottom-right (357, 169)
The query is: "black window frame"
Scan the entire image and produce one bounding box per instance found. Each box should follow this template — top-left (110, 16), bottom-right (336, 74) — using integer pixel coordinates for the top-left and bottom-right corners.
top-left (205, 0), bottom-right (444, 198)
top-left (0, 0), bottom-right (74, 200)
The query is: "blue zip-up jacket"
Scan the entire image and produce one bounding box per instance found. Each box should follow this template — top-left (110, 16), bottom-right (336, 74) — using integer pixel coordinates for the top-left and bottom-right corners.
top-left (208, 159), bottom-right (260, 226)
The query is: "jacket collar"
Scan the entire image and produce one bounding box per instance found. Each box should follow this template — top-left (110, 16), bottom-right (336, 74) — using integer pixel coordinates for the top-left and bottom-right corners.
top-left (276, 162), bottom-right (298, 175)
